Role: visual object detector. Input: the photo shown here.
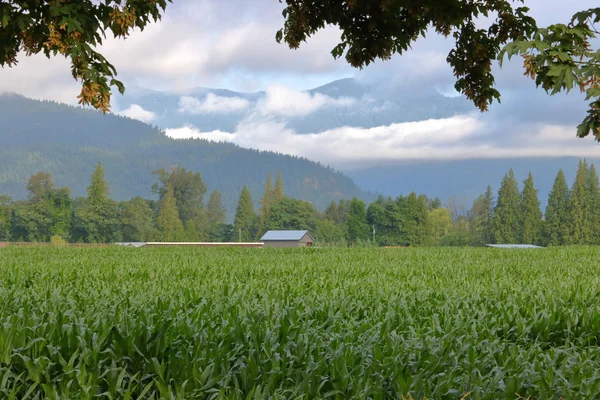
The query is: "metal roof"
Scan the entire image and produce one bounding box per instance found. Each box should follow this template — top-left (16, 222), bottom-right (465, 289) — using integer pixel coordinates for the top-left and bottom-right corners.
top-left (260, 230), bottom-right (312, 241)
top-left (485, 244), bottom-right (543, 249)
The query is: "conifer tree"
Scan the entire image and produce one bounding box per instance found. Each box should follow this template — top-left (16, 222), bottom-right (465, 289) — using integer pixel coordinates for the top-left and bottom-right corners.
top-left (469, 186), bottom-right (494, 245)
top-left (520, 172), bottom-right (542, 245)
top-left (407, 192), bottom-right (429, 245)
top-left (206, 190), bottom-right (226, 227)
top-left (569, 160), bottom-right (589, 245)
top-left (544, 169), bottom-right (571, 246)
top-left (0, 195), bottom-right (12, 241)
top-left (273, 171), bottom-right (285, 205)
top-left (156, 185), bottom-right (185, 242)
top-left (586, 163), bottom-right (600, 244)
top-left (256, 174), bottom-right (273, 238)
top-left (492, 169), bottom-right (521, 243)
top-left (72, 163), bottom-right (120, 243)
top-left (233, 186), bottom-right (256, 242)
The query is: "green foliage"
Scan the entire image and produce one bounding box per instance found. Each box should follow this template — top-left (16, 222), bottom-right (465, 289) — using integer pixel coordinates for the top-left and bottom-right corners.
top-left (520, 173), bottom-right (543, 245)
top-left (5, 246), bottom-right (600, 398)
top-left (49, 234), bottom-right (67, 246)
top-left (266, 197), bottom-right (317, 233)
top-left (544, 170), bottom-right (571, 246)
top-left (72, 163), bottom-right (120, 243)
top-left (152, 165), bottom-right (207, 224)
top-left (233, 186), bottom-right (256, 242)
top-left (0, 0), bottom-right (171, 111)
top-left (492, 169), bottom-right (521, 244)
top-left (470, 186), bottom-right (494, 246)
top-left (569, 160), bottom-right (590, 244)
top-left (256, 174), bottom-right (273, 239)
top-left (500, 8), bottom-right (600, 140)
top-left (273, 170), bottom-right (285, 205)
top-left (155, 185), bottom-right (185, 242)
top-left (0, 195), bottom-right (11, 241)
top-left (206, 189), bottom-right (226, 227)
top-left (586, 164), bottom-right (600, 245)
top-left (346, 197), bottom-right (369, 243)
top-left (120, 197), bottom-right (154, 242)
top-left (278, 0), bottom-right (536, 112)
top-left (428, 208), bottom-right (452, 245)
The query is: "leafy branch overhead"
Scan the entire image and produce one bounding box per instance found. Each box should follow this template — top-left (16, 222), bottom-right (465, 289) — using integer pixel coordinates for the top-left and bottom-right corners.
top-left (0, 0), bottom-right (171, 112)
top-left (500, 8), bottom-right (600, 140)
top-left (276, 0), bottom-right (538, 112)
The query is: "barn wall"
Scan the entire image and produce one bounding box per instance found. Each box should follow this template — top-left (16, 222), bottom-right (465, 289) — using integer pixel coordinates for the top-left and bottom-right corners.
top-left (263, 241), bottom-right (305, 248)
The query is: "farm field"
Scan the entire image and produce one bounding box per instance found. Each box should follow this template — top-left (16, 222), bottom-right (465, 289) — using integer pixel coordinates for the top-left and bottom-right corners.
top-left (1, 247), bottom-right (600, 399)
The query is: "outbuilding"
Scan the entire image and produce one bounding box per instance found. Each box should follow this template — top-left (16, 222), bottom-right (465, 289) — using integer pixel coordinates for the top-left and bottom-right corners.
top-left (485, 244), bottom-right (543, 249)
top-left (260, 230), bottom-right (314, 248)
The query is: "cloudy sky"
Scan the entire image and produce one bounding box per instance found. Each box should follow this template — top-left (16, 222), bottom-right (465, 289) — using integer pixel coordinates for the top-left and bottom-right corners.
top-left (1, 0), bottom-right (599, 169)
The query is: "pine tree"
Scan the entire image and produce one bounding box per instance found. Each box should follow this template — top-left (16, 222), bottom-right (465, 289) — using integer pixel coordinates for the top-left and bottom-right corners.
top-left (273, 170), bottom-right (285, 205)
top-left (586, 163), bottom-right (600, 244)
top-left (569, 160), bottom-right (589, 244)
top-left (407, 192), bottom-right (429, 244)
top-left (88, 162), bottom-right (110, 205)
top-left (520, 172), bottom-right (542, 244)
top-left (346, 197), bottom-right (369, 243)
top-left (233, 186), bottom-right (256, 242)
top-left (206, 190), bottom-right (226, 227)
top-left (156, 184), bottom-right (185, 241)
top-left (469, 185), bottom-right (494, 245)
top-left (256, 174), bottom-right (273, 238)
top-left (492, 169), bottom-right (521, 243)
top-left (544, 169), bottom-right (571, 246)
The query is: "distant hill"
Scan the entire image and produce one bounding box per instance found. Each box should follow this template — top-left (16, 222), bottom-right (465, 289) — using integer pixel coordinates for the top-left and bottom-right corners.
top-left (0, 94), bottom-right (372, 219)
top-left (118, 78), bottom-right (474, 134)
top-left (348, 157), bottom-right (600, 209)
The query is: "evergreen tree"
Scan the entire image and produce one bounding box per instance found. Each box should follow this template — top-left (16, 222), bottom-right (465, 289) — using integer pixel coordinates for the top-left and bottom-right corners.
top-left (346, 197), bottom-right (370, 243)
top-left (233, 186), bottom-right (256, 242)
top-left (273, 170), bottom-right (285, 205)
top-left (544, 169), bottom-right (571, 246)
top-left (569, 160), bottom-right (589, 245)
top-left (256, 174), bottom-right (273, 238)
top-left (491, 169), bottom-right (521, 243)
top-left (0, 195), bottom-right (12, 241)
top-left (156, 185), bottom-right (185, 242)
top-left (73, 162), bottom-right (120, 243)
top-left (207, 190), bottom-right (226, 227)
top-left (469, 186), bottom-right (494, 245)
top-left (586, 163), bottom-right (600, 245)
top-left (520, 172), bottom-right (542, 244)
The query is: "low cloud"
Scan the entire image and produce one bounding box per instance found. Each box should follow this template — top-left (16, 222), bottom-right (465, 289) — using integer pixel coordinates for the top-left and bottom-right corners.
top-left (178, 94), bottom-right (250, 114)
top-left (258, 84), bottom-right (356, 117)
top-left (165, 115), bottom-right (600, 170)
top-left (117, 104), bottom-right (156, 123)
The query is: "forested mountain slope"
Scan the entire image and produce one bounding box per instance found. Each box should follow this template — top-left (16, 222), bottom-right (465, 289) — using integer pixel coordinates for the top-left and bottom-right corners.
top-left (0, 94), bottom-right (371, 217)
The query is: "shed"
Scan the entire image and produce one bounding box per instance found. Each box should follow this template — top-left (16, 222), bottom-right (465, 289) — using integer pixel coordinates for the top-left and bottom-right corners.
top-left (260, 230), bottom-right (314, 248)
top-left (485, 244), bottom-right (543, 249)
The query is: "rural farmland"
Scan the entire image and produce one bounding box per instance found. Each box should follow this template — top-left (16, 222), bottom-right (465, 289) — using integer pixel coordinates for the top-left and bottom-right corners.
top-left (1, 246), bottom-right (600, 399)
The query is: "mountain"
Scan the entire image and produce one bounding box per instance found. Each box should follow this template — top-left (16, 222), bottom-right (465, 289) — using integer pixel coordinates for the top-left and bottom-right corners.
top-left (117, 78), bottom-right (474, 134)
top-left (0, 94), bottom-right (372, 219)
top-left (348, 157), bottom-right (600, 209)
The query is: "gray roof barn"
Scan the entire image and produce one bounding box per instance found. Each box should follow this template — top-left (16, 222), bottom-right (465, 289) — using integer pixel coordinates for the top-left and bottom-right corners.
top-left (260, 230), bottom-right (315, 248)
top-left (485, 244), bottom-right (543, 249)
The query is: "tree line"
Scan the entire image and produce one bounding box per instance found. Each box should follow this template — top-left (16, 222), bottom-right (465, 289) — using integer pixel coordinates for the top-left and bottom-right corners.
top-left (0, 159), bottom-right (598, 246)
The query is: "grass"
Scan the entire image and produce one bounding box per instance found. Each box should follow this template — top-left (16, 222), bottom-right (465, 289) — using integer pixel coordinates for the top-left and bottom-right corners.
top-left (1, 246), bottom-right (600, 399)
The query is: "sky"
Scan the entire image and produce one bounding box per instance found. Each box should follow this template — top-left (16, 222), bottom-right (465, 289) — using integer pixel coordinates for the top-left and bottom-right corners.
top-left (1, 0), bottom-right (599, 169)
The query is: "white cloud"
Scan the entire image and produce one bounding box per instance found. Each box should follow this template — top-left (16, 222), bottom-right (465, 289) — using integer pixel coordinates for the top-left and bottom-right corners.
top-left (117, 104), bottom-right (156, 123)
top-left (164, 115), bottom-right (600, 169)
top-left (178, 94), bottom-right (250, 114)
top-left (258, 84), bottom-right (356, 117)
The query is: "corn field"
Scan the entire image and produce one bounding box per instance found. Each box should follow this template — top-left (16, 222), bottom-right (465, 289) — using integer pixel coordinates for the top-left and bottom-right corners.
top-left (1, 247), bottom-right (600, 399)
